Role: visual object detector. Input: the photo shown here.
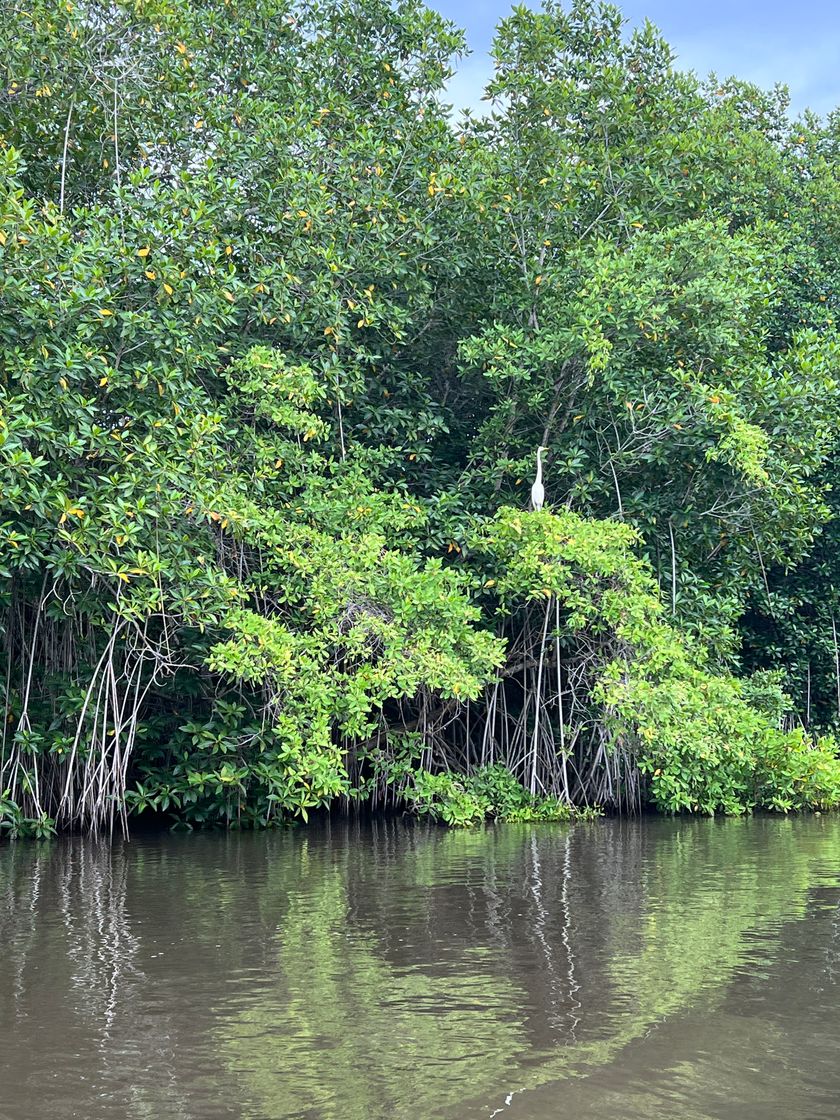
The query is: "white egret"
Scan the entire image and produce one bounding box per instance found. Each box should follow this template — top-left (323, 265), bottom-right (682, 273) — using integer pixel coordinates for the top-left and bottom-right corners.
top-left (531, 445), bottom-right (548, 511)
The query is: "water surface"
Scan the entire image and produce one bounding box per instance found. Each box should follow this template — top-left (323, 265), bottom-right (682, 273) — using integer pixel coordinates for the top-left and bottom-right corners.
top-left (2, 816), bottom-right (839, 1119)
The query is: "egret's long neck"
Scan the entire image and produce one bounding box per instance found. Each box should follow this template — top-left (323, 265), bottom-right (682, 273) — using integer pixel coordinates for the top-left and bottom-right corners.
top-left (535, 448), bottom-right (543, 484)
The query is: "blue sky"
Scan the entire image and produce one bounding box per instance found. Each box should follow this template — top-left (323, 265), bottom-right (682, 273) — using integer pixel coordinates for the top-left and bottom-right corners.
top-left (433, 1), bottom-right (840, 119)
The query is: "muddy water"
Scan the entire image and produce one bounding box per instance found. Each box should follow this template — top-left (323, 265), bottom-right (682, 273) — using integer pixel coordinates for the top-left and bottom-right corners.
top-left (2, 815), bottom-right (839, 1119)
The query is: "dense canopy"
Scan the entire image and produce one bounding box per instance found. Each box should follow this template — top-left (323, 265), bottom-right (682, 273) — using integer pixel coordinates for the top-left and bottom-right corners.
top-left (3, 0), bottom-right (840, 835)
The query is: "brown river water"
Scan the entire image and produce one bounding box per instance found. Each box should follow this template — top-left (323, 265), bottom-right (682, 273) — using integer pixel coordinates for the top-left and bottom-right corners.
top-left (2, 815), bottom-right (839, 1119)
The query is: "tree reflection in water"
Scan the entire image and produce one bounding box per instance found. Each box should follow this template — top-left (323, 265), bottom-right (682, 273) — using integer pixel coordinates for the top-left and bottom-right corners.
top-left (1, 817), bottom-right (839, 1120)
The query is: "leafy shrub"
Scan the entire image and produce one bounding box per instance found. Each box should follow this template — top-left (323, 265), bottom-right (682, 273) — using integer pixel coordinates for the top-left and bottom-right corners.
top-left (405, 765), bottom-right (594, 827)
top-left (752, 731), bottom-right (840, 813)
top-left (0, 792), bottom-right (55, 840)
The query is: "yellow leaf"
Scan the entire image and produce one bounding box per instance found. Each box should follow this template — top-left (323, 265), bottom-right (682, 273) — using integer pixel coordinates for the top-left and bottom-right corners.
top-left (118, 572), bottom-right (130, 583)
top-left (99, 376), bottom-right (108, 386)
top-left (98, 309), bottom-right (113, 317)
top-left (225, 245), bottom-right (232, 255)
top-left (223, 290), bottom-right (235, 302)
top-left (145, 270), bottom-right (156, 280)
top-left (59, 377), bottom-right (68, 390)
top-left (163, 283), bottom-right (174, 295)
top-left (137, 246), bottom-right (150, 258)
top-left (0, 231), bottom-right (6, 246)
top-left (175, 41), bottom-right (187, 53)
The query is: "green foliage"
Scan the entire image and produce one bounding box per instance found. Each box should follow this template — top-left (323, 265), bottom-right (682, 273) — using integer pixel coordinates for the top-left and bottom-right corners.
top-left (2, 0), bottom-right (840, 831)
top-left (604, 632), bottom-right (840, 816)
top-left (406, 765), bottom-right (584, 826)
top-left (752, 731), bottom-right (840, 813)
top-left (0, 0), bottom-right (500, 830)
top-left (476, 507), bottom-right (840, 816)
top-left (407, 770), bottom-right (491, 826)
top-left (0, 791), bottom-right (55, 840)
top-left (466, 763), bottom-right (597, 822)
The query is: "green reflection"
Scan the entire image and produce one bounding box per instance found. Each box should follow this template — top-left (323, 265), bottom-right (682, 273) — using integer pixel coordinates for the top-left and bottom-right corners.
top-left (221, 819), bottom-right (840, 1120)
top-left (228, 847), bottom-right (525, 1120)
top-left (476, 818), bottom-right (840, 1112)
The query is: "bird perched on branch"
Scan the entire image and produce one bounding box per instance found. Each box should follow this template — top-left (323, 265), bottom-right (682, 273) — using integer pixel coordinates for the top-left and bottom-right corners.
top-left (531, 445), bottom-right (548, 511)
